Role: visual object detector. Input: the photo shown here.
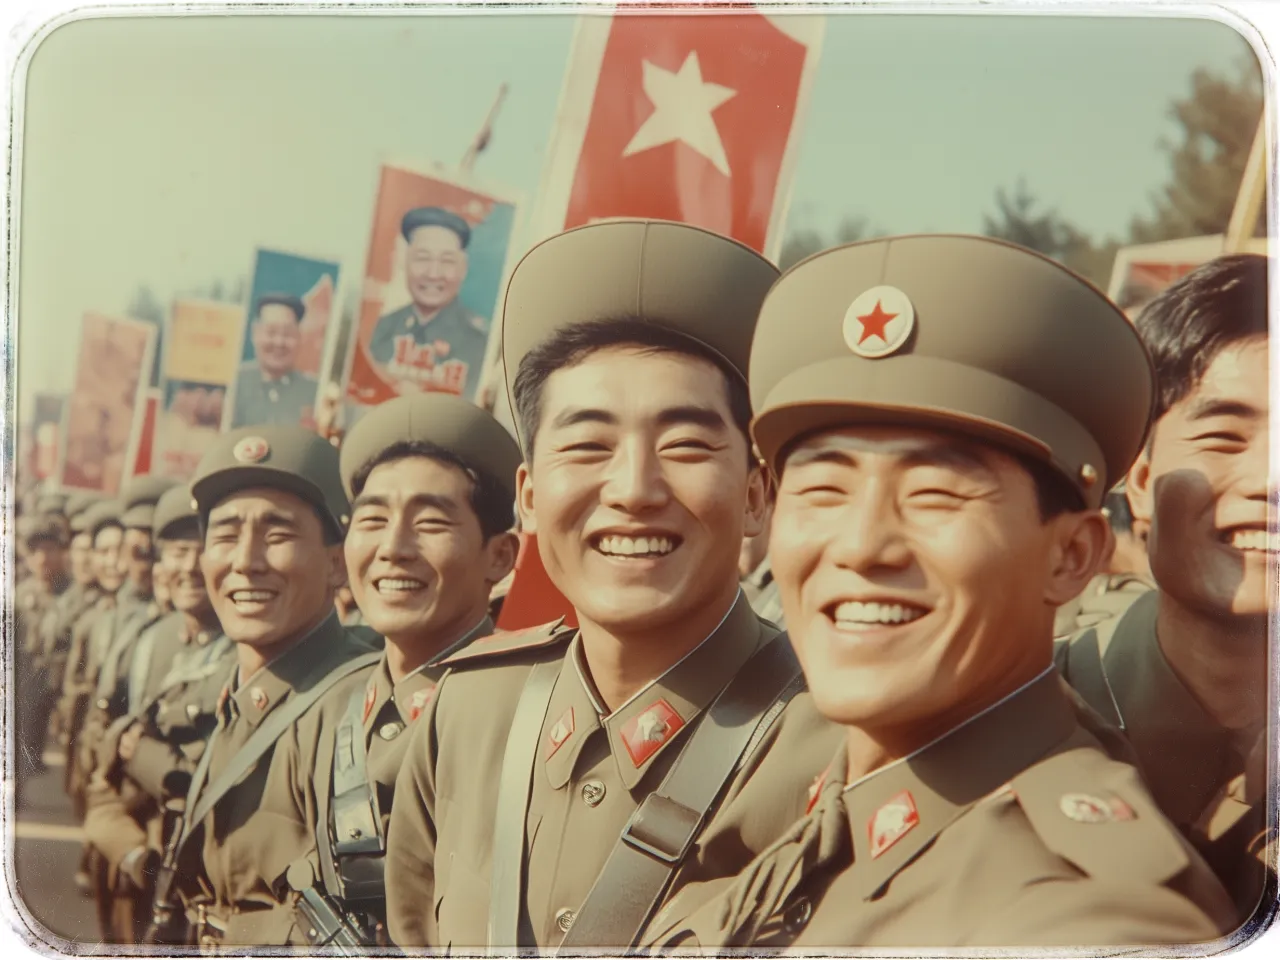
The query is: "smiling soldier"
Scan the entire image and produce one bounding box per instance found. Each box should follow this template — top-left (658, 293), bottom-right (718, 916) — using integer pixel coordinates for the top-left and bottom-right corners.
top-left (646, 234), bottom-right (1235, 950)
top-left (385, 219), bottom-right (841, 951)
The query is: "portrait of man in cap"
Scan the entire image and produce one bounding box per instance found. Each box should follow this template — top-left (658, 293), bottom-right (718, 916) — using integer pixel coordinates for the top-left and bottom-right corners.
top-left (229, 293), bottom-right (319, 429)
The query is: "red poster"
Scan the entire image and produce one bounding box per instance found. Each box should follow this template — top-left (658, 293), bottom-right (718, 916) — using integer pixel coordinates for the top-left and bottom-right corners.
top-left (131, 391), bottom-right (160, 476)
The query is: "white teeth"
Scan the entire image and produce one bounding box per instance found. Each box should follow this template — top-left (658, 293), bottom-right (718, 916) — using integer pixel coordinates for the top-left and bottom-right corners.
top-left (597, 535), bottom-right (675, 557)
top-left (832, 601), bottom-right (927, 626)
top-left (1231, 530), bottom-right (1280, 553)
top-left (377, 578), bottom-right (425, 592)
top-left (231, 590), bottom-right (274, 603)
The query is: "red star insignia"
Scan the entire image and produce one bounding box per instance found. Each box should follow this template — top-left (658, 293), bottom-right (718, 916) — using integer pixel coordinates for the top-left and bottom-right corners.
top-left (408, 685), bottom-right (436, 722)
top-left (619, 699), bottom-right (685, 768)
top-left (362, 683), bottom-right (377, 723)
top-left (868, 790), bottom-right (920, 859)
top-left (546, 708), bottom-right (575, 759)
top-left (856, 301), bottom-right (898, 345)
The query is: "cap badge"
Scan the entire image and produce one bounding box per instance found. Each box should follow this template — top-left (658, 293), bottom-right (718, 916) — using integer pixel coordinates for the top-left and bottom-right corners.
top-left (620, 699), bottom-right (685, 768)
top-left (868, 790), bottom-right (920, 858)
top-left (843, 285), bottom-right (915, 359)
top-left (233, 436), bottom-right (271, 464)
top-left (546, 707), bottom-right (576, 759)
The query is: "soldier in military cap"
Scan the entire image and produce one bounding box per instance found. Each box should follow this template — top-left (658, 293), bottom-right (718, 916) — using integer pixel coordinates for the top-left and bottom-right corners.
top-left (1056, 254), bottom-right (1272, 924)
top-left (230, 294), bottom-right (320, 429)
top-left (367, 206), bottom-right (491, 401)
top-left (645, 234), bottom-right (1234, 949)
top-left (281, 392), bottom-right (521, 946)
top-left (163, 425), bottom-right (375, 949)
top-left (386, 219), bottom-right (841, 950)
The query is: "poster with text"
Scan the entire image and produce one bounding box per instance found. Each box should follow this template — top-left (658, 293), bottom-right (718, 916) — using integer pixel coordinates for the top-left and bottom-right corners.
top-left (154, 299), bottom-right (244, 479)
top-left (226, 249), bottom-right (340, 430)
top-left (345, 164), bottom-right (518, 408)
top-left (57, 314), bottom-right (156, 495)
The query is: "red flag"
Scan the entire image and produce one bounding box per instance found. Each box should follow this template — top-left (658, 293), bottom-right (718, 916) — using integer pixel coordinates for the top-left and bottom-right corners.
top-left (131, 391), bottom-right (160, 477)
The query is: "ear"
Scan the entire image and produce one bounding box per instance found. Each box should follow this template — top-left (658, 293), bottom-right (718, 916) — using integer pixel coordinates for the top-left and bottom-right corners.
top-left (515, 463), bottom-right (537, 536)
top-left (326, 544), bottom-right (347, 590)
top-left (741, 462), bottom-right (769, 540)
top-left (1043, 510), bottom-right (1112, 606)
top-left (1126, 442), bottom-right (1154, 528)
top-left (484, 531), bottom-right (520, 586)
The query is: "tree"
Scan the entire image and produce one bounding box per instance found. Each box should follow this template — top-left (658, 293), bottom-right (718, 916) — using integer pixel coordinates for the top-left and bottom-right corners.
top-left (779, 215), bottom-right (878, 270)
top-left (981, 181), bottom-right (1119, 286)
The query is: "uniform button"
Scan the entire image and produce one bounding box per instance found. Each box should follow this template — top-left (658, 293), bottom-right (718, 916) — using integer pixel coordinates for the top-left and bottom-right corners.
top-left (581, 780), bottom-right (606, 807)
top-left (555, 908), bottom-right (575, 933)
top-left (783, 896), bottom-right (812, 934)
top-left (379, 722), bottom-right (403, 741)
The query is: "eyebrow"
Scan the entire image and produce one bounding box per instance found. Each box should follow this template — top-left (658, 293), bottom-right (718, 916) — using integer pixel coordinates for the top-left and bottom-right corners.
top-left (207, 509), bottom-right (300, 530)
top-left (787, 438), bottom-right (995, 477)
top-left (351, 493), bottom-right (459, 515)
top-left (1186, 397), bottom-right (1262, 422)
top-left (549, 405), bottom-right (728, 433)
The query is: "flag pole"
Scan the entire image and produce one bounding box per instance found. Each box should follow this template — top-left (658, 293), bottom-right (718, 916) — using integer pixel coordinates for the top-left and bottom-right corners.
top-left (1225, 113), bottom-right (1267, 254)
top-left (460, 82), bottom-right (510, 176)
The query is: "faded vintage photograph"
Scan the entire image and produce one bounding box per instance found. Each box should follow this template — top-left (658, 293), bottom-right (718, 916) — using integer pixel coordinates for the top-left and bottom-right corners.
top-left (5, 4), bottom-right (1274, 957)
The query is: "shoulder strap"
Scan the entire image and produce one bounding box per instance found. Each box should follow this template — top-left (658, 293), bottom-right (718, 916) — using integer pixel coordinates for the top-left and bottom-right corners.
top-left (557, 630), bottom-right (805, 952)
top-left (178, 651), bottom-right (381, 852)
top-left (487, 659), bottom-right (562, 949)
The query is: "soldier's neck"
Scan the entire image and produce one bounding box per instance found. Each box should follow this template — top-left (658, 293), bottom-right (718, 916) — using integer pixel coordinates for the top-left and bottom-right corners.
top-left (1155, 593), bottom-right (1268, 733)
top-left (385, 603), bottom-right (489, 683)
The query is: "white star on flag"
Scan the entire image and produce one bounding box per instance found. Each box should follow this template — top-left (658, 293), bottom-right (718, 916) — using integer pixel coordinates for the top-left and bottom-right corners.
top-left (622, 51), bottom-right (737, 177)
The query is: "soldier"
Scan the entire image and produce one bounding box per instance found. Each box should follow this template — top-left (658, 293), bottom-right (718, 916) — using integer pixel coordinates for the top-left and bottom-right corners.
top-left (367, 207), bottom-right (491, 401)
top-left (165, 425), bottom-right (376, 949)
top-left (1056, 254), bottom-right (1272, 925)
top-left (644, 234), bottom-right (1234, 949)
top-left (230, 294), bottom-right (320, 429)
top-left (385, 219), bottom-right (841, 950)
top-left (283, 392), bottom-right (521, 946)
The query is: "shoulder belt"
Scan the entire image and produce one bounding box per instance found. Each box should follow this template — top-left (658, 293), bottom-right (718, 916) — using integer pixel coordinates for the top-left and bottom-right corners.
top-left (177, 650), bottom-right (381, 855)
top-left (1055, 604), bottom-right (1136, 731)
top-left (441, 618), bottom-right (568, 668)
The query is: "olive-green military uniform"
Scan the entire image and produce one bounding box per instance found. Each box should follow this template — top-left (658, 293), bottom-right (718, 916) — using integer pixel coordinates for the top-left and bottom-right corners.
top-left (741, 558), bottom-right (784, 627)
top-left (387, 220), bottom-right (843, 950)
top-left (645, 234), bottom-right (1237, 949)
top-left (1054, 572), bottom-right (1152, 637)
top-left (1056, 591), bottom-right (1271, 922)
top-left (230, 364), bottom-right (319, 430)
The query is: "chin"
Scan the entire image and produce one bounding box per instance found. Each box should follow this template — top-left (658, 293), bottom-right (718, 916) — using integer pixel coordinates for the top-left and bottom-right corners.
top-left (578, 593), bottom-right (686, 634)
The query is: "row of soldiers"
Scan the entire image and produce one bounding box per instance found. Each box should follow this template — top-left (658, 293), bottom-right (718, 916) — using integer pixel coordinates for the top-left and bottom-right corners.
top-left (8, 219), bottom-right (1273, 952)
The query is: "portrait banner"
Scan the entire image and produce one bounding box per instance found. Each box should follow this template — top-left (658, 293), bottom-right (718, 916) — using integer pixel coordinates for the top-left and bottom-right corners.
top-left (31, 393), bottom-right (63, 482)
top-left (344, 164), bottom-right (518, 408)
top-left (57, 313), bottom-right (157, 495)
top-left (154, 299), bottom-right (245, 479)
top-left (226, 248), bottom-right (341, 430)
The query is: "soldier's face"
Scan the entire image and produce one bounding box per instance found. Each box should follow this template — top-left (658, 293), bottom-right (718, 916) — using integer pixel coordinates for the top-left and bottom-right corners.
top-left (346, 456), bottom-right (515, 646)
top-left (162, 537), bottom-right (212, 620)
top-left (517, 346), bottom-right (765, 639)
top-left (405, 226), bottom-right (467, 311)
top-left (202, 488), bottom-right (344, 650)
top-left (252, 305), bottom-right (302, 379)
top-left (70, 533), bottom-right (95, 584)
top-left (152, 561), bottom-right (172, 611)
top-left (94, 525), bottom-right (126, 592)
top-left (1128, 336), bottom-right (1272, 621)
top-left (772, 426), bottom-right (1105, 737)
top-left (121, 528), bottom-right (154, 592)
top-left (24, 541), bottom-right (64, 582)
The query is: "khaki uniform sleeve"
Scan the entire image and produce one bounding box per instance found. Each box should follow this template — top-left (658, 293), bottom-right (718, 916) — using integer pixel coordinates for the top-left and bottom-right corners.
top-left (84, 780), bottom-right (149, 869)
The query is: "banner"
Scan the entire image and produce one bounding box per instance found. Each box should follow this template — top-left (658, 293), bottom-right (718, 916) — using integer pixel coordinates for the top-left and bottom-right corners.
top-left (345, 164), bottom-right (518, 408)
top-left (57, 314), bottom-right (157, 495)
top-left (154, 299), bottom-right (245, 479)
top-left (131, 390), bottom-right (160, 476)
top-left (528, 9), bottom-right (824, 258)
top-left (31, 393), bottom-right (63, 481)
top-left (226, 249), bottom-right (341, 430)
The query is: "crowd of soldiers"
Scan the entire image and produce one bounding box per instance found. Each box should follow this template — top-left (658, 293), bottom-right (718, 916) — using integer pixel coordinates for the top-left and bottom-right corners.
top-left (7, 219), bottom-right (1273, 953)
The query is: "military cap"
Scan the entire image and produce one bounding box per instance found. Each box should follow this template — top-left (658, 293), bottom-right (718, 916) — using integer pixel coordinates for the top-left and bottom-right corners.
top-left (66, 491), bottom-right (103, 521)
top-left (120, 475), bottom-right (177, 530)
top-left (750, 235), bottom-right (1154, 509)
top-left (190, 425), bottom-right (349, 543)
top-left (81, 500), bottom-right (125, 540)
top-left (501, 219), bottom-right (779, 445)
top-left (339, 393), bottom-right (522, 504)
top-left (401, 206), bottom-right (471, 248)
top-left (255, 292), bottom-right (306, 323)
top-left (35, 492), bottom-right (68, 515)
top-left (152, 484), bottom-right (201, 541)
top-left (19, 513), bottom-right (68, 549)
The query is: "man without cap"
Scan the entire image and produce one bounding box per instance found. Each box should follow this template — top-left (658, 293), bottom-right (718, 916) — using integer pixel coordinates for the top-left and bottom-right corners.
top-left (1056, 254), bottom-right (1273, 925)
top-left (280, 393), bottom-right (520, 946)
top-left (165, 425), bottom-right (375, 949)
top-left (645, 234), bottom-right (1234, 949)
top-left (83, 486), bottom-right (234, 943)
top-left (386, 219), bottom-right (841, 950)
top-left (368, 206), bottom-right (491, 401)
top-left (230, 294), bottom-right (320, 429)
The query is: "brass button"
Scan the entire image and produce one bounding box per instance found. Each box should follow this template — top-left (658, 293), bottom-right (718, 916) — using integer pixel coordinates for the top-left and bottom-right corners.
top-left (555, 908), bottom-right (575, 933)
top-left (379, 722), bottom-right (403, 741)
top-left (581, 780), bottom-right (606, 807)
top-left (783, 896), bottom-right (812, 934)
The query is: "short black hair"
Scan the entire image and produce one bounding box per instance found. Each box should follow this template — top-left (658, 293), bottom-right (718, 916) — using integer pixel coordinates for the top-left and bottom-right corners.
top-left (1135, 254), bottom-right (1268, 422)
top-left (511, 317), bottom-right (754, 464)
top-left (255, 293), bottom-right (305, 323)
top-left (349, 440), bottom-right (514, 540)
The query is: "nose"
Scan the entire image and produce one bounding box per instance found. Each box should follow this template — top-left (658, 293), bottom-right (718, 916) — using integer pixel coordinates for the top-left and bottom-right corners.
top-left (228, 530), bottom-right (268, 575)
top-left (824, 483), bottom-right (913, 575)
top-left (601, 439), bottom-right (670, 516)
top-left (375, 516), bottom-right (418, 563)
top-left (1240, 431), bottom-right (1273, 506)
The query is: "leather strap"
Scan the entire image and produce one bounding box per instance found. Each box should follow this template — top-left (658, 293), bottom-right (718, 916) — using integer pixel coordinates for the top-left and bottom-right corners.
top-left (487, 658), bottom-right (561, 949)
top-left (178, 651), bottom-right (381, 854)
top-left (556, 631), bottom-right (804, 952)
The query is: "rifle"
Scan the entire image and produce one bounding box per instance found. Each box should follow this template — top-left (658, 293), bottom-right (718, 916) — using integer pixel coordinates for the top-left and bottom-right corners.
top-left (286, 861), bottom-right (377, 954)
top-left (143, 780), bottom-right (191, 946)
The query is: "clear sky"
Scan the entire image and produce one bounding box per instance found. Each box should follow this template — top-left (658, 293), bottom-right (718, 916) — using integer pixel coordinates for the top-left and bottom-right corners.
top-left (16, 9), bottom-right (1257, 415)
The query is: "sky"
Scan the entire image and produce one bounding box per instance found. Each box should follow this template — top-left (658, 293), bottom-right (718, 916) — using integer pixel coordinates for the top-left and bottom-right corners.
top-left (15, 9), bottom-right (1258, 417)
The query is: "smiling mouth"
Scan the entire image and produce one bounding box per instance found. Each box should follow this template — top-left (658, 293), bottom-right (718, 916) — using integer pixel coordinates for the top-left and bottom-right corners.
top-left (1222, 528), bottom-right (1280, 554)
top-left (592, 534), bottom-right (681, 559)
top-left (374, 577), bottom-right (428, 595)
top-left (827, 600), bottom-right (931, 629)
top-left (228, 589), bottom-right (277, 610)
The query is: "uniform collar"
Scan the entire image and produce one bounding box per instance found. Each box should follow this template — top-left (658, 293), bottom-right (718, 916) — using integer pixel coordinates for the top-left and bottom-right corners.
top-left (367, 615), bottom-right (496, 729)
top-left (1098, 591), bottom-right (1235, 825)
top-left (409, 300), bottom-right (460, 329)
top-left (259, 369), bottom-right (293, 387)
top-left (834, 667), bottom-right (1075, 900)
top-left (223, 612), bottom-right (352, 729)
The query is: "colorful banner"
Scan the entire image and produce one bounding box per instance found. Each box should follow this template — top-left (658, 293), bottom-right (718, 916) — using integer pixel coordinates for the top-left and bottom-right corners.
top-left (31, 393), bottom-right (63, 481)
top-left (345, 164), bottom-right (517, 408)
top-left (57, 314), bottom-right (157, 495)
top-left (226, 249), bottom-right (340, 430)
top-left (154, 299), bottom-right (245, 479)
top-left (131, 390), bottom-right (160, 477)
